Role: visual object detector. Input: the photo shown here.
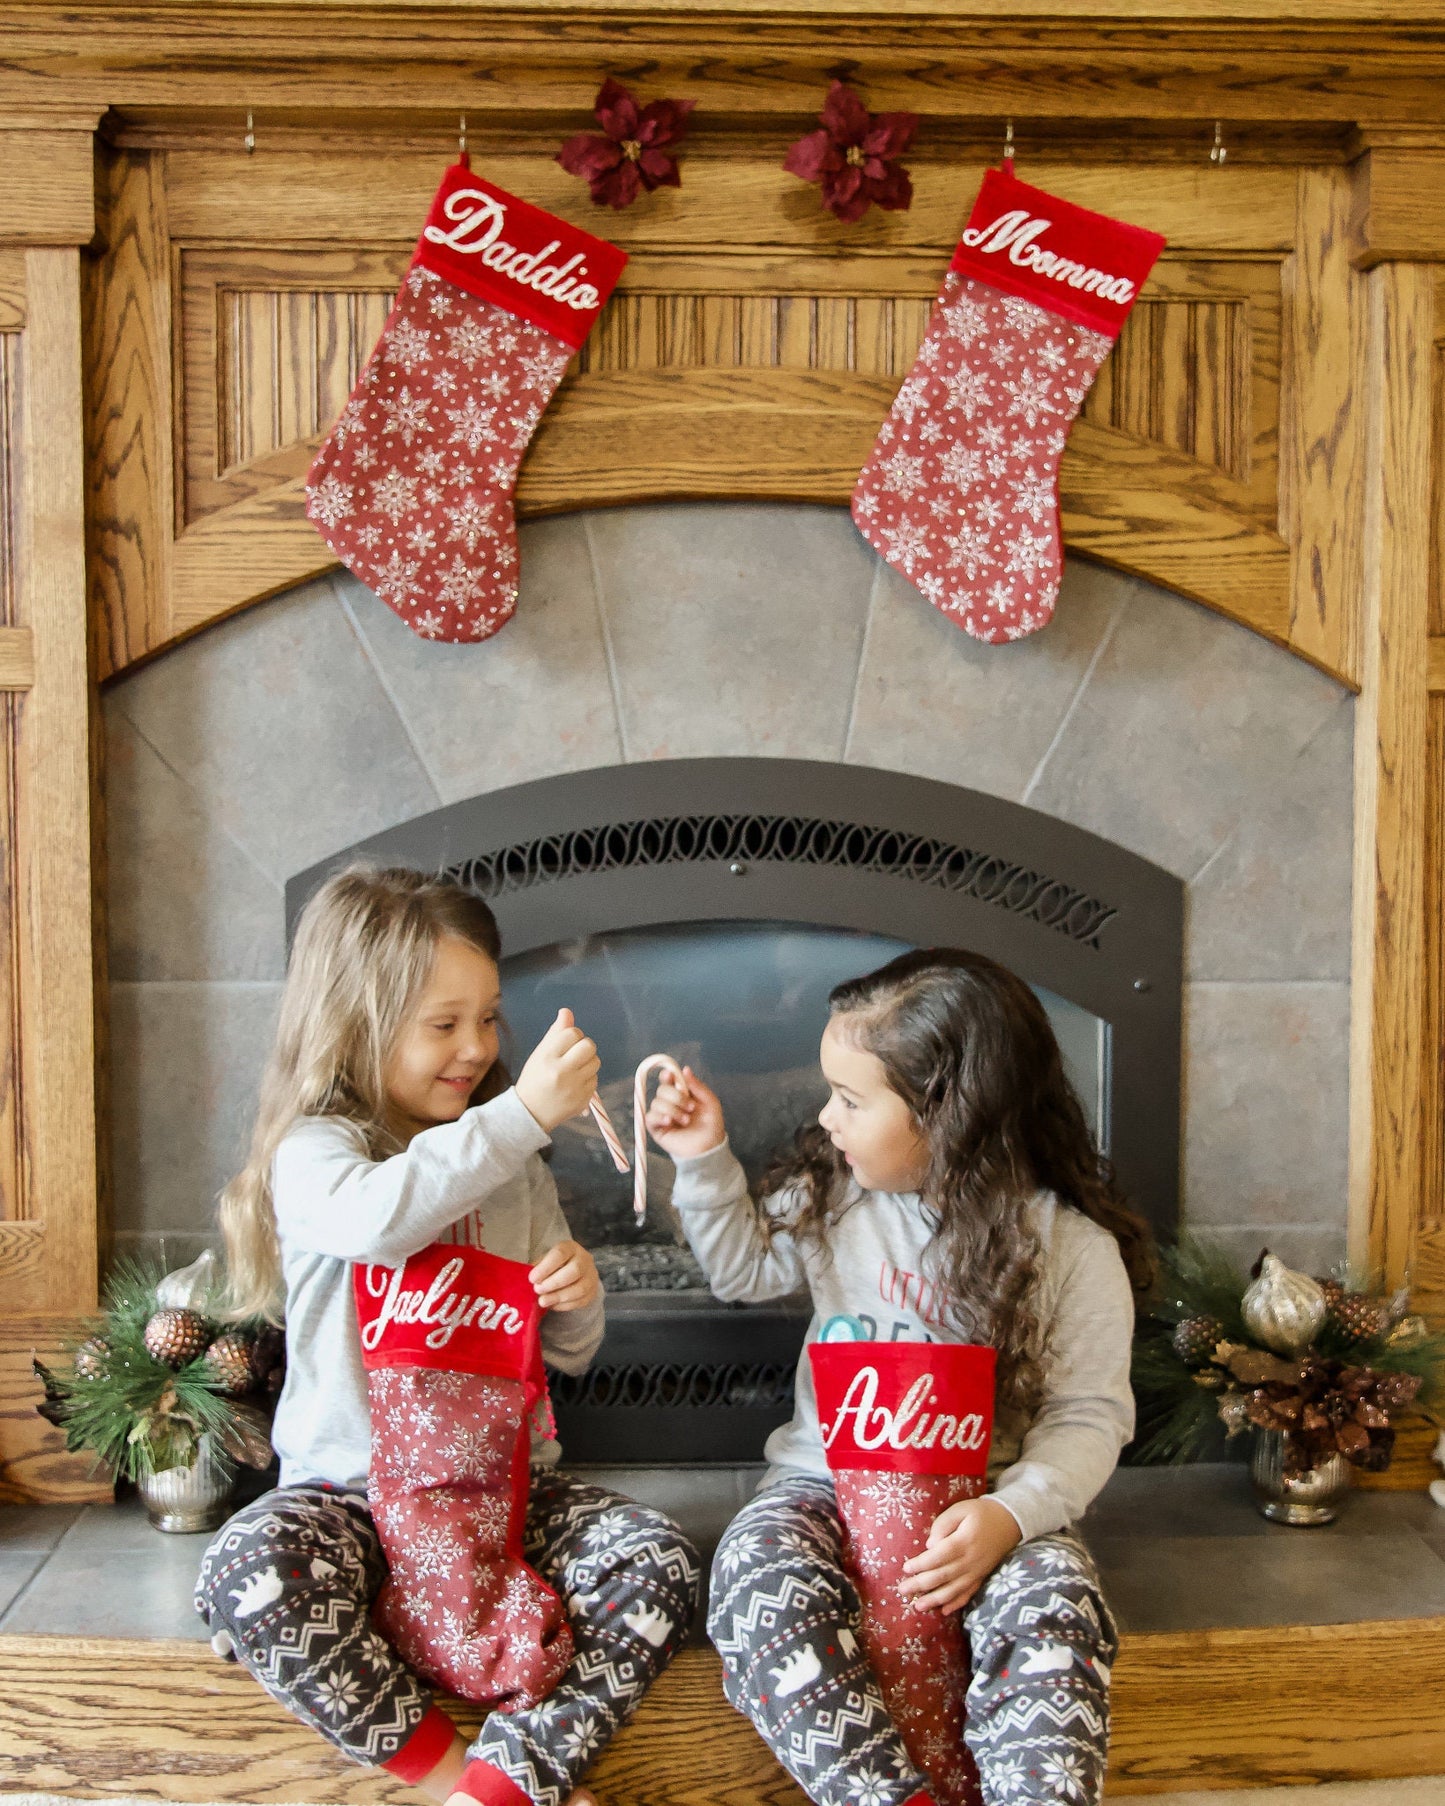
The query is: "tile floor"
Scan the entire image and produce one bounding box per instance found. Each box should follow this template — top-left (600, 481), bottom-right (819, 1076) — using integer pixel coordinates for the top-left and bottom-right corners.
top-left (4, 1463), bottom-right (1445, 1644)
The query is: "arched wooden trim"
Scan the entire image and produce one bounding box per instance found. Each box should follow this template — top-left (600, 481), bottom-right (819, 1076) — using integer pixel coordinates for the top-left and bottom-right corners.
top-left (153, 398), bottom-right (1293, 671)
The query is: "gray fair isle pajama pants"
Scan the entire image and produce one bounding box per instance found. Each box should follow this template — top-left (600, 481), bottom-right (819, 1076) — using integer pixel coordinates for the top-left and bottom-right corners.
top-left (195, 1467), bottom-right (700, 1806)
top-left (709, 1476), bottom-right (1117, 1806)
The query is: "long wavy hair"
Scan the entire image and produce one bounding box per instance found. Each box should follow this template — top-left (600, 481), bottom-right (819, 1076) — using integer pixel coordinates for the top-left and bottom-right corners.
top-left (764, 948), bottom-right (1154, 1420)
top-left (218, 863), bottom-right (508, 1322)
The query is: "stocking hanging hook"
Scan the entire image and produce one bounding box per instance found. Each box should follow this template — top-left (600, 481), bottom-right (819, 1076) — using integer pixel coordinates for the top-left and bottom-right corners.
top-left (1003, 117), bottom-right (1014, 164)
top-left (1210, 119), bottom-right (1227, 166)
top-left (459, 112), bottom-right (468, 155)
top-left (244, 109), bottom-right (255, 155)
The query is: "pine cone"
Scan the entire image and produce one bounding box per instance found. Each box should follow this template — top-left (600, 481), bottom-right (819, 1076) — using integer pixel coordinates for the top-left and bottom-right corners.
top-left (1325, 1285), bottom-right (1391, 1345)
top-left (143, 1307), bottom-right (210, 1369)
top-left (204, 1332), bottom-right (256, 1396)
top-left (74, 1335), bottom-right (110, 1381)
top-left (1172, 1314), bottom-right (1227, 1367)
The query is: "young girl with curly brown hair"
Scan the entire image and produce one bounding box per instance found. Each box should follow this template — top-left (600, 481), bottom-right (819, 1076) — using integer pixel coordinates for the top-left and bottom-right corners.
top-left (646, 948), bottom-right (1153, 1806)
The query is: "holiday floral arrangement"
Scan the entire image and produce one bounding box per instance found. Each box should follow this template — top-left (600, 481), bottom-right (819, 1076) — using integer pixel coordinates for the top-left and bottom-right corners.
top-left (1132, 1243), bottom-right (1445, 1476)
top-left (34, 1252), bottom-right (284, 1483)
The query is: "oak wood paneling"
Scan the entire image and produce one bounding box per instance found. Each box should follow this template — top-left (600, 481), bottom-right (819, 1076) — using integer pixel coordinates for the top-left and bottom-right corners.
top-left (84, 147), bottom-right (174, 679)
top-left (160, 152), bottom-right (1299, 257)
top-left (1350, 262), bottom-right (1435, 1285)
top-left (0, 126), bottom-right (95, 246)
top-left (1284, 166), bottom-right (1367, 685)
top-left (12, 248), bottom-right (100, 1315)
top-left (1353, 141), bottom-right (1445, 269)
top-left (0, 1321), bottom-right (111, 1503)
top-left (4, 1621), bottom-right (1445, 1802)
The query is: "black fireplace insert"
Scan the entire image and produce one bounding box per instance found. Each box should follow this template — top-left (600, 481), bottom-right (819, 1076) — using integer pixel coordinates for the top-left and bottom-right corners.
top-left (289, 758), bottom-right (1182, 1462)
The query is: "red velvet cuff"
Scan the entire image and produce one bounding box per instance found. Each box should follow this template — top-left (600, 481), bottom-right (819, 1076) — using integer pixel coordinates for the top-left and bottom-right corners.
top-left (901, 1792), bottom-right (938, 1806)
top-left (453, 1758), bottom-right (533, 1806)
top-left (381, 1704), bottom-right (456, 1784)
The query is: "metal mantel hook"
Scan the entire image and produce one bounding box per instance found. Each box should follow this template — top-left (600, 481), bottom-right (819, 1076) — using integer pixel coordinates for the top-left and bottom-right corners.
top-left (244, 109), bottom-right (255, 155)
top-left (1210, 119), bottom-right (1227, 166)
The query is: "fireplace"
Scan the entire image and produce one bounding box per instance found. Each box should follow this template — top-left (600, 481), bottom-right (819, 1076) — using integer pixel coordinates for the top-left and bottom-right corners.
top-left (289, 754), bottom-right (1182, 1460)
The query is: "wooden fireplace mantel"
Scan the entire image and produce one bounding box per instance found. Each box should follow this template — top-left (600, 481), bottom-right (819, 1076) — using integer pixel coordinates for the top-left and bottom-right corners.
top-left (0, 3), bottom-right (1444, 1501)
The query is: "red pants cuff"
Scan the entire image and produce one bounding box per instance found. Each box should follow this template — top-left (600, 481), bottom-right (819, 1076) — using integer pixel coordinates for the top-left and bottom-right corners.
top-left (453, 1759), bottom-right (532, 1806)
top-left (381, 1704), bottom-right (456, 1784)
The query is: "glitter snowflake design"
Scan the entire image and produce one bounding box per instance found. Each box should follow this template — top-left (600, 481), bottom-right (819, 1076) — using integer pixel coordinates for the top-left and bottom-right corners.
top-left (305, 264), bottom-right (580, 642)
top-left (852, 269), bottom-right (1113, 643)
top-left (835, 1468), bottom-right (988, 1806)
top-left (365, 1355), bottom-right (575, 1708)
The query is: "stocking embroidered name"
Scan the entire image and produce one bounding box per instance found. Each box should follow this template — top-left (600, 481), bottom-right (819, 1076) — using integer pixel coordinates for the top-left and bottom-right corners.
top-left (307, 161), bottom-right (627, 642)
top-left (355, 1242), bottom-right (574, 1708)
top-left (811, 1339), bottom-right (997, 1806)
top-left (852, 165), bottom-right (1165, 643)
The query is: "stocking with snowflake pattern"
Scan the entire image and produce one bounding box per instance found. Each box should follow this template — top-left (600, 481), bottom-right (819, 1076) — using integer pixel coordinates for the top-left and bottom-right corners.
top-left (852, 164), bottom-right (1164, 642)
top-left (355, 1241), bottom-right (574, 1707)
top-left (306, 159), bottom-right (627, 642)
top-left (810, 1339), bottom-right (997, 1806)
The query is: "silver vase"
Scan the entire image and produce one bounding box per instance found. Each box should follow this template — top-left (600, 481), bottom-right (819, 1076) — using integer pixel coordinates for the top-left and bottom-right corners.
top-left (1249, 1429), bottom-right (1352, 1525)
top-left (136, 1435), bottom-right (236, 1533)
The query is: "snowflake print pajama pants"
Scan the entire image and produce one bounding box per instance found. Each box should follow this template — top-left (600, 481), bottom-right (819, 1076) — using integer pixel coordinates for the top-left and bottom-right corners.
top-left (708, 1476), bottom-right (1116, 1806)
top-left (195, 1468), bottom-right (701, 1806)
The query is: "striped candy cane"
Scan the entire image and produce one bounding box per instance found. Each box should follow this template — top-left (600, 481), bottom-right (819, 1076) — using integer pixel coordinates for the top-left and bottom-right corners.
top-left (632, 1055), bottom-right (686, 1227)
top-left (587, 1054), bottom-right (688, 1227)
top-left (588, 1095), bottom-right (631, 1175)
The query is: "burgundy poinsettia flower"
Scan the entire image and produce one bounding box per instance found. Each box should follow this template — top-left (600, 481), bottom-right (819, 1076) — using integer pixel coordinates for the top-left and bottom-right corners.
top-left (784, 81), bottom-right (918, 224)
top-left (557, 77), bottom-right (695, 209)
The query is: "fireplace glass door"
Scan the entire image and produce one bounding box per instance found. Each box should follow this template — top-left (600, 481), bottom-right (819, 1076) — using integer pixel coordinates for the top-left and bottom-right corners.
top-left (503, 920), bottom-right (1109, 1301)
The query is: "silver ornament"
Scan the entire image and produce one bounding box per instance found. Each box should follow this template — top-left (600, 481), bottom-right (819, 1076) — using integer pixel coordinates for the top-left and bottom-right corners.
top-left (1241, 1252), bottom-right (1326, 1355)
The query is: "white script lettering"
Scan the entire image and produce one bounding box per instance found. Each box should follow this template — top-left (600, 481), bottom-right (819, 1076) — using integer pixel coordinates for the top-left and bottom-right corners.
top-left (359, 1258), bottom-right (526, 1352)
top-left (820, 1365), bottom-right (989, 1455)
top-left (422, 189), bottom-right (601, 311)
top-left (959, 207), bottom-right (1136, 306)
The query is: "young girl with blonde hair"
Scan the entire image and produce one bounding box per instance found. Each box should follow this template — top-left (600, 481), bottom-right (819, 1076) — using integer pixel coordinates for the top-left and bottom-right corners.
top-left (647, 948), bottom-right (1152, 1806)
top-left (196, 864), bottom-right (699, 1806)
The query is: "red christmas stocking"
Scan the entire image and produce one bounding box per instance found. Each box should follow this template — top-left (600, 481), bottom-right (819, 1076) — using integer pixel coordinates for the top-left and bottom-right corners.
top-left (811, 1339), bottom-right (998, 1806)
top-left (355, 1242), bottom-right (574, 1708)
top-left (307, 161), bottom-right (627, 642)
top-left (852, 164), bottom-right (1164, 643)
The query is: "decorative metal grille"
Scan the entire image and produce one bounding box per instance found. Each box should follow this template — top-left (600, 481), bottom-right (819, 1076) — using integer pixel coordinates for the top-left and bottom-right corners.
top-left (449, 813), bottom-right (1116, 948)
top-left (548, 1359), bottom-right (797, 1412)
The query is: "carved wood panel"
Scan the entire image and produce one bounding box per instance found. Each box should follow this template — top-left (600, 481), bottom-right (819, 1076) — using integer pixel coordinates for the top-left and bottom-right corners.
top-left (183, 250), bottom-right (1277, 520)
top-left (0, 325), bottom-right (21, 1234)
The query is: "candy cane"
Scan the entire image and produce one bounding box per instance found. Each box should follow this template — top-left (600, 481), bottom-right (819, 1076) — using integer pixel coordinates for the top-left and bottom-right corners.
top-left (633, 1055), bottom-right (686, 1227)
top-left (588, 1056), bottom-right (688, 1226)
top-left (588, 1095), bottom-right (631, 1175)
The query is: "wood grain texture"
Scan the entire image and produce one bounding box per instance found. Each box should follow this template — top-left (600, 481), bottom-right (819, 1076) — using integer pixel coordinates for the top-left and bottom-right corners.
top-left (160, 151), bottom-right (1298, 257)
top-left (1284, 166), bottom-right (1366, 686)
top-left (84, 147), bottom-right (176, 681)
top-left (0, 627), bottom-right (35, 688)
top-left (0, 1320), bottom-right (112, 1504)
top-left (3, 10), bottom-right (1445, 129)
top-left (160, 375), bottom-right (1291, 657)
top-left (4, 1621), bottom-right (1445, 1801)
top-left (1349, 262), bottom-right (1435, 1285)
top-left (12, 248), bottom-right (100, 1314)
top-left (1423, 692), bottom-right (1445, 1242)
top-left (0, 127), bottom-right (95, 245)
top-left (1353, 145), bottom-right (1445, 268)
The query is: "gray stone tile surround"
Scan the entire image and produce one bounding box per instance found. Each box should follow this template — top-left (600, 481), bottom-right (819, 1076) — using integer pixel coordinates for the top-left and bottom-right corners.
top-left (102, 503), bottom-right (1354, 1272)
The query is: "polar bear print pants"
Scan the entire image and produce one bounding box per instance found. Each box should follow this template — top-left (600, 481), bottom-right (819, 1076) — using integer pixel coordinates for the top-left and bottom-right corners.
top-left (708, 1475), bottom-right (1116, 1806)
top-left (195, 1466), bottom-right (700, 1806)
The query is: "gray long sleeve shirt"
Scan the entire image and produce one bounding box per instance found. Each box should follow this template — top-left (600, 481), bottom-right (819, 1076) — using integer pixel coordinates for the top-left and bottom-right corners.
top-left (269, 1088), bottom-right (605, 1489)
top-left (669, 1139), bottom-right (1135, 1543)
